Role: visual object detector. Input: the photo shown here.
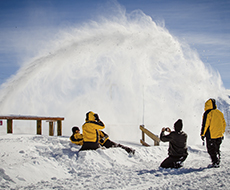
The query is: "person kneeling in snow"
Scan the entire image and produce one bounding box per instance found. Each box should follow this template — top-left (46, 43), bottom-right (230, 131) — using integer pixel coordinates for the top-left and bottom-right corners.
top-left (79, 111), bottom-right (105, 151)
top-left (160, 119), bottom-right (188, 169)
top-left (99, 130), bottom-right (135, 154)
top-left (70, 126), bottom-right (83, 145)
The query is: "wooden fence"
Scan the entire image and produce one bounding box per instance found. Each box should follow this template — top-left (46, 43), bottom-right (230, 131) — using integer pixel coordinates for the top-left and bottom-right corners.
top-left (0, 115), bottom-right (64, 136)
top-left (140, 125), bottom-right (160, 146)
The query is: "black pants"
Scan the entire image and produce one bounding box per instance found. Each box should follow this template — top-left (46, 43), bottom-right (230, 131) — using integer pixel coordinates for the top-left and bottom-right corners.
top-left (160, 155), bottom-right (187, 168)
top-left (206, 137), bottom-right (222, 165)
top-left (79, 142), bottom-right (100, 151)
top-left (103, 139), bottom-right (134, 154)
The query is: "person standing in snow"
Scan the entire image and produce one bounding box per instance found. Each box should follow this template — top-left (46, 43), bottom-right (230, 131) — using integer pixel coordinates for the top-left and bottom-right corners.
top-left (200, 98), bottom-right (226, 168)
top-left (70, 126), bottom-right (83, 145)
top-left (160, 119), bottom-right (188, 168)
top-left (79, 111), bottom-right (105, 151)
top-left (98, 130), bottom-right (135, 154)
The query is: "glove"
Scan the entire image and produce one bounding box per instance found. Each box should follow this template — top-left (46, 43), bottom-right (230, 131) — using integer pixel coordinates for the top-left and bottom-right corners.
top-left (201, 136), bottom-right (205, 141)
top-left (94, 114), bottom-right (99, 121)
top-left (166, 127), bottom-right (171, 133)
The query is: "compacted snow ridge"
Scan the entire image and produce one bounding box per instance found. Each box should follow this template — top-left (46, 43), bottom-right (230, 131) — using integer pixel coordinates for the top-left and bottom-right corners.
top-left (0, 134), bottom-right (230, 190)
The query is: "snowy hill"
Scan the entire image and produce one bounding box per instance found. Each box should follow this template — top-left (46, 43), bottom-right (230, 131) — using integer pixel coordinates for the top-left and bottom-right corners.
top-left (1, 134), bottom-right (230, 189)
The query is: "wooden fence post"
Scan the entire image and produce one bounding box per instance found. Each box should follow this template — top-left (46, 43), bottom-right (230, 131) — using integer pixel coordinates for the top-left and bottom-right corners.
top-left (140, 125), bottom-right (160, 146)
top-left (154, 138), bottom-right (160, 146)
top-left (37, 120), bottom-right (42, 135)
top-left (7, 119), bottom-right (13, 133)
top-left (49, 122), bottom-right (54, 136)
top-left (141, 125), bottom-right (145, 142)
top-left (57, 120), bottom-right (62, 136)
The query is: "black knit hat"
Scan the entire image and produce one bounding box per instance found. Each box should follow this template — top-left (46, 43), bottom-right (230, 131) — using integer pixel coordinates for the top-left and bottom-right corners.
top-left (174, 119), bottom-right (183, 132)
top-left (72, 126), bottom-right (80, 133)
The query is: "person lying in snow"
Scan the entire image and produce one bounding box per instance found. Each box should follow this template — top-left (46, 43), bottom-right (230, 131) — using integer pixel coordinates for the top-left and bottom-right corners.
top-left (79, 111), bottom-right (105, 151)
top-left (70, 126), bottom-right (83, 145)
top-left (99, 130), bottom-right (135, 154)
top-left (160, 119), bottom-right (188, 169)
top-left (69, 122), bottom-right (135, 154)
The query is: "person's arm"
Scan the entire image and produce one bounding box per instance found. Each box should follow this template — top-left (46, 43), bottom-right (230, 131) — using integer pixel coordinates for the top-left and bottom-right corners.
top-left (96, 120), bottom-right (105, 127)
top-left (222, 112), bottom-right (226, 135)
top-left (160, 127), bottom-right (171, 142)
top-left (90, 114), bottom-right (105, 129)
top-left (200, 111), bottom-right (211, 138)
top-left (70, 134), bottom-right (83, 145)
top-left (99, 131), bottom-right (109, 144)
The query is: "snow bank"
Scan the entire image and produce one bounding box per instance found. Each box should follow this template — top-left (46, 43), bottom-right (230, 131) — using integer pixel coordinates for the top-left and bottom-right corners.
top-left (1, 134), bottom-right (230, 189)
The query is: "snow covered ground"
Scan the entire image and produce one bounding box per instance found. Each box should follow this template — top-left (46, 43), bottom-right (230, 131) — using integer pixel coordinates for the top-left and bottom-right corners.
top-left (1, 133), bottom-right (230, 190)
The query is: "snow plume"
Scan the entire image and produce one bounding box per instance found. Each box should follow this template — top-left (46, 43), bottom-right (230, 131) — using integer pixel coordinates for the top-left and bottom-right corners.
top-left (0, 7), bottom-right (228, 144)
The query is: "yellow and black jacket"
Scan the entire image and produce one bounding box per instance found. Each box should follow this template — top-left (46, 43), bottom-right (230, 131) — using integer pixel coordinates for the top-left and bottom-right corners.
top-left (82, 111), bottom-right (105, 143)
top-left (201, 99), bottom-right (226, 139)
top-left (99, 131), bottom-right (109, 145)
top-left (70, 133), bottom-right (84, 145)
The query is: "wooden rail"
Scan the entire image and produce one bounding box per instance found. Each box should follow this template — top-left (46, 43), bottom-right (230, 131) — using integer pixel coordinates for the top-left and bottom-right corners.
top-left (140, 125), bottom-right (160, 146)
top-left (0, 115), bottom-right (64, 136)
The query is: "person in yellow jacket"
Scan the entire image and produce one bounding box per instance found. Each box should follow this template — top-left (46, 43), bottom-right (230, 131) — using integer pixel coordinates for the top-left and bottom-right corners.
top-left (99, 130), bottom-right (135, 154)
top-left (200, 98), bottom-right (226, 168)
top-left (79, 111), bottom-right (105, 151)
top-left (70, 126), bottom-right (83, 145)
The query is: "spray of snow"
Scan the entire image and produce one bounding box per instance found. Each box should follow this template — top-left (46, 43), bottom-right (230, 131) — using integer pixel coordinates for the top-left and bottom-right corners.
top-left (0, 7), bottom-right (228, 144)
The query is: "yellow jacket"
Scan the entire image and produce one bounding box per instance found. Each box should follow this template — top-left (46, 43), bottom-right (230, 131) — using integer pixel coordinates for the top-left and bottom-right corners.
top-left (99, 131), bottom-right (109, 145)
top-left (82, 111), bottom-right (105, 142)
top-left (70, 133), bottom-right (83, 145)
top-left (201, 99), bottom-right (226, 139)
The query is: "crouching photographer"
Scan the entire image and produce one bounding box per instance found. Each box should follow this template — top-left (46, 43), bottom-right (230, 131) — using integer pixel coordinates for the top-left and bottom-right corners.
top-left (160, 119), bottom-right (188, 169)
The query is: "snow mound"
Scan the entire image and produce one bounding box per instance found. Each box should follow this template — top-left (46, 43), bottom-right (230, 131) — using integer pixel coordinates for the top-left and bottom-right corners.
top-left (1, 134), bottom-right (230, 189)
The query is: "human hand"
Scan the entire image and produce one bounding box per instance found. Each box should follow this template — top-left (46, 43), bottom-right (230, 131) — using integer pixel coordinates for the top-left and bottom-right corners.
top-left (201, 136), bottom-right (205, 141)
top-left (94, 114), bottom-right (99, 121)
top-left (165, 127), bottom-right (171, 133)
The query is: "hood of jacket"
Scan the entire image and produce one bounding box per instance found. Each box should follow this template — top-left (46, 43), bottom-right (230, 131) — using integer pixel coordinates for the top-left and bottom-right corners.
top-left (174, 119), bottom-right (183, 132)
top-left (85, 111), bottom-right (96, 122)
top-left (205, 99), bottom-right (217, 111)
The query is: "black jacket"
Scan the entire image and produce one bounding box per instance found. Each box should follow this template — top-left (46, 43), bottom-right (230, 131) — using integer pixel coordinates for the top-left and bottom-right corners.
top-left (160, 131), bottom-right (188, 157)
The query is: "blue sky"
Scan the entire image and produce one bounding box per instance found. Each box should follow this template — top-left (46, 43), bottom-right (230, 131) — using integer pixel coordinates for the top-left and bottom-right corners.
top-left (0, 0), bottom-right (229, 89)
